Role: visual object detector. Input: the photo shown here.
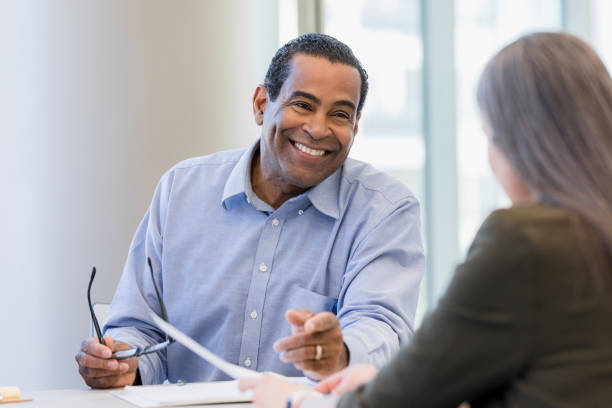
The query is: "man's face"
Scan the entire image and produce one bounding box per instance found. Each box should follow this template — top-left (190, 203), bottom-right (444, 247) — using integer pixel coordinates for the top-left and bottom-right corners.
top-left (253, 54), bottom-right (361, 191)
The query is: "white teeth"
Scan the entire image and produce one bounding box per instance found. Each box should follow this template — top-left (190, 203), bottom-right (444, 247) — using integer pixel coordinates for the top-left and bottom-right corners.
top-left (294, 142), bottom-right (325, 157)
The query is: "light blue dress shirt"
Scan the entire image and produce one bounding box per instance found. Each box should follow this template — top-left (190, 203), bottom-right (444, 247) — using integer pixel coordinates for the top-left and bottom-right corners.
top-left (105, 140), bottom-right (425, 384)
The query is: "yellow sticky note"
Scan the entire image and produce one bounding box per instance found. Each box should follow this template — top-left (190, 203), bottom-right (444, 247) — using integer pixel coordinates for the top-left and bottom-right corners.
top-left (0, 387), bottom-right (21, 402)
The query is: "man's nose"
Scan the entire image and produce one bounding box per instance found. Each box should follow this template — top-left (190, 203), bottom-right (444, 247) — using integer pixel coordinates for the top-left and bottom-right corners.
top-left (303, 113), bottom-right (330, 140)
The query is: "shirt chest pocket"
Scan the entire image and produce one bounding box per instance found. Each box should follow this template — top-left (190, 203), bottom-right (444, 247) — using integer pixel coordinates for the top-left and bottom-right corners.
top-left (286, 284), bottom-right (338, 315)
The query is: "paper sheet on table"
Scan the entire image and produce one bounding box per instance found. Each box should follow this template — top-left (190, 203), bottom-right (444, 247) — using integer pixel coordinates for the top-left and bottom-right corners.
top-left (111, 378), bottom-right (314, 408)
top-left (111, 380), bottom-right (252, 407)
top-left (150, 313), bottom-right (266, 380)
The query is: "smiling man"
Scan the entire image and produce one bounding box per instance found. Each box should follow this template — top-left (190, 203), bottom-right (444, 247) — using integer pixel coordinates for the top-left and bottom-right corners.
top-left (75, 33), bottom-right (425, 388)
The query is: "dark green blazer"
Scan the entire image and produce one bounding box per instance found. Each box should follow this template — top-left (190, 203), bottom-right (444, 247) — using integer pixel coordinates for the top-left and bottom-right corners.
top-left (340, 203), bottom-right (612, 407)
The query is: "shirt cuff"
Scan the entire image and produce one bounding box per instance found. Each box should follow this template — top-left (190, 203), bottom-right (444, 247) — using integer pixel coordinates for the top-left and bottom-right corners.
top-left (136, 357), bottom-right (159, 385)
top-left (104, 327), bottom-right (163, 385)
top-left (343, 333), bottom-right (372, 366)
top-left (342, 318), bottom-right (402, 369)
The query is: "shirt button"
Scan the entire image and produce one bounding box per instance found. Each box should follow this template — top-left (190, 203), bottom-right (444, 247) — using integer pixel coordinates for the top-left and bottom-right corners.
top-left (246, 197), bottom-right (251, 204)
top-left (272, 218), bottom-right (280, 226)
top-left (298, 209), bottom-right (304, 215)
top-left (250, 310), bottom-right (258, 319)
top-left (244, 358), bottom-right (252, 367)
top-left (259, 263), bottom-right (268, 272)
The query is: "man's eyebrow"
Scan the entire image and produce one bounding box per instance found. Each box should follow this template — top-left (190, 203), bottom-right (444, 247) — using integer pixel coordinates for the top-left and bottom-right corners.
top-left (290, 91), bottom-right (321, 105)
top-left (332, 100), bottom-right (356, 112)
top-left (290, 91), bottom-right (356, 112)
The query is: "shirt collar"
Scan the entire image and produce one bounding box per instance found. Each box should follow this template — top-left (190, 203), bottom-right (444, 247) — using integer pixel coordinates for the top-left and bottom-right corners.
top-left (222, 138), bottom-right (342, 219)
top-left (221, 139), bottom-right (260, 208)
top-left (305, 168), bottom-right (341, 220)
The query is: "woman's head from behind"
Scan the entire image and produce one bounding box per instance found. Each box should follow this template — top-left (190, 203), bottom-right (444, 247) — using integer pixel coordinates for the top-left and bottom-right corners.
top-left (477, 32), bottom-right (612, 251)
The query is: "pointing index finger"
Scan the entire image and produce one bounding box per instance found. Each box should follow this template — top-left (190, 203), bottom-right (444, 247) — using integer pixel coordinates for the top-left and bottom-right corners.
top-left (304, 312), bottom-right (338, 333)
top-left (273, 331), bottom-right (312, 352)
top-left (286, 309), bottom-right (314, 327)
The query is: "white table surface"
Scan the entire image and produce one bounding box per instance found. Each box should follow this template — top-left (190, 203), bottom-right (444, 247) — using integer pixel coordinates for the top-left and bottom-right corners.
top-left (18, 388), bottom-right (253, 408)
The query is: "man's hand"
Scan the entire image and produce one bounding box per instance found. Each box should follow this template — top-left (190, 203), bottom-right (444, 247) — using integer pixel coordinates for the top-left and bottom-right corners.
top-left (273, 309), bottom-right (348, 380)
top-left (75, 337), bottom-right (138, 389)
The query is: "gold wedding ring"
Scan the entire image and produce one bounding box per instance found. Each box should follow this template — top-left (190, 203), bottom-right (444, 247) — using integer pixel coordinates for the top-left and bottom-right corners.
top-left (315, 344), bottom-right (323, 361)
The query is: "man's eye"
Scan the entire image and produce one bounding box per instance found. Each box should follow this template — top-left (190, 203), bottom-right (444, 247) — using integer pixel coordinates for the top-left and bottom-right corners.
top-left (294, 102), bottom-right (311, 110)
top-left (334, 112), bottom-right (351, 120)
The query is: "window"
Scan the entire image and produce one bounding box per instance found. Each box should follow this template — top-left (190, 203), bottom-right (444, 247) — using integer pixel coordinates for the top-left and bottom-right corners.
top-left (286, 0), bottom-right (575, 319)
top-left (323, 0), bottom-right (424, 204)
top-left (592, 0), bottom-right (612, 70)
top-left (323, 0), bottom-right (429, 320)
top-left (455, 0), bottom-right (562, 254)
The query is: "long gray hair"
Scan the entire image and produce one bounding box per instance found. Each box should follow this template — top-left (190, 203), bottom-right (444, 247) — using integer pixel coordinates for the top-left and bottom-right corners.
top-left (477, 32), bottom-right (612, 271)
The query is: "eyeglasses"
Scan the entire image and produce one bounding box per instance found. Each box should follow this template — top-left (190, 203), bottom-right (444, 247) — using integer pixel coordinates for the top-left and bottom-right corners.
top-left (87, 257), bottom-right (174, 360)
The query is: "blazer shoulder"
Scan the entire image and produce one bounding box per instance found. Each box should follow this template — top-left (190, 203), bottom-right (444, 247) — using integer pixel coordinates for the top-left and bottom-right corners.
top-left (480, 204), bottom-right (576, 242)
top-left (469, 203), bottom-right (586, 278)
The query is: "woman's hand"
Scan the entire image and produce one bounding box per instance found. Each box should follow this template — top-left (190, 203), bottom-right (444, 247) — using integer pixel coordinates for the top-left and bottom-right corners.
top-left (239, 374), bottom-right (311, 408)
top-left (313, 364), bottom-right (379, 396)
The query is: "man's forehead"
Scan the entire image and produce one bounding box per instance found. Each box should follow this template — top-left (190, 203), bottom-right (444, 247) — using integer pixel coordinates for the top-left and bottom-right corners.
top-left (287, 54), bottom-right (361, 81)
top-left (280, 54), bottom-right (361, 103)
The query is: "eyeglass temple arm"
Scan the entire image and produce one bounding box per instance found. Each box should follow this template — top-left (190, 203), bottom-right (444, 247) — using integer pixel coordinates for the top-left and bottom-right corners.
top-left (88, 267), bottom-right (107, 346)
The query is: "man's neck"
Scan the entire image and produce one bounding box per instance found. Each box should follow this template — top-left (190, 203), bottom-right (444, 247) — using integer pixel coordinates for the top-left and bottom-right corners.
top-left (250, 152), bottom-right (306, 210)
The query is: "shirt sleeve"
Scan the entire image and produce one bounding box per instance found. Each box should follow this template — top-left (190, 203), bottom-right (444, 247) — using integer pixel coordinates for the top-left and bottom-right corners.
top-left (103, 170), bottom-right (175, 385)
top-left (338, 198), bottom-right (425, 368)
top-left (337, 210), bottom-right (536, 408)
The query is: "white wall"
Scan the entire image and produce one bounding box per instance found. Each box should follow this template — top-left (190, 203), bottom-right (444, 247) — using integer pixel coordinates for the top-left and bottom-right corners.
top-left (0, 0), bottom-right (278, 390)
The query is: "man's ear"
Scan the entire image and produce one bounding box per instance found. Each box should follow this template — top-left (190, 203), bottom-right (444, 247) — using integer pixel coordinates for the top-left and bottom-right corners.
top-left (252, 85), bottom-right (268, 126)
top-left (353, 113), bottom-right (361, 136)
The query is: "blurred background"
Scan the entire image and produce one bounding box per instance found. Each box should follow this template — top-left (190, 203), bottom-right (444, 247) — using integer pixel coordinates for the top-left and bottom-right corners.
top-left (1, 0), bottom-right (610, 390)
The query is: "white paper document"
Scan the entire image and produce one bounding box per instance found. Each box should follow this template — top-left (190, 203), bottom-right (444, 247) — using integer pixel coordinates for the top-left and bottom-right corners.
top-left (111, 380), bottom-right (252, 407)
top-left (110, 313), bottom-right (310, 407)
top-left (150, 313), bottom-right (264, 380)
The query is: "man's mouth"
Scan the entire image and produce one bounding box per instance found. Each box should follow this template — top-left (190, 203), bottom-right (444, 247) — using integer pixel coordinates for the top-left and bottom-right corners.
top-left (292, 141), bottom-right (328, 157)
